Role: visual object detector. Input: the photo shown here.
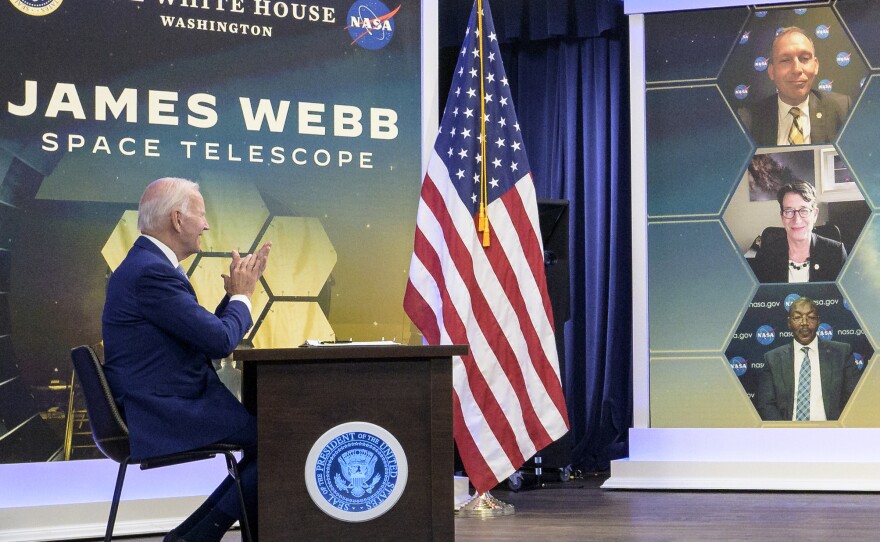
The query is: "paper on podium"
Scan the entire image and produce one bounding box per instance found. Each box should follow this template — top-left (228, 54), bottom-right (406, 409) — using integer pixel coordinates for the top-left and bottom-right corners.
top-left (302, 340), bottom-right (400, 347)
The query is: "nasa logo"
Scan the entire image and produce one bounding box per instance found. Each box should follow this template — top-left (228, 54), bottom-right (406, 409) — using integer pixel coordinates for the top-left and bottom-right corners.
top-left (729, 356), bottom-right (748, 377)
top-left (816, 25), bottom-right (830, 40)
top-left (734, 85), bottom-right (750, 100)
top-left (854, 353), bottom-right (865, 371)
top-left (740, 31), bottom-right (750, 45)
top-left (755, 11), bottom-right (768, 18)
top-left (756, 324), bottom-right (776, 346)
top-left (783, 293), bottom-right (801, 312)
top-left (754, 57), bottom-right (769, 72)
top-left (795, 8), bottom-right (808, 15)
top-left (843, 298), bottom-right (852, 311)
top-left (818, 79), bottom-right (833, 92)
top-left (817, 322), bottom-right (833, 341)
top-left (836, 52), bottom-right (852, 67)
top-left (9, 0), bottom-right (63, 16)
top-left (346, 0), bottom-right (400, 50)
top-left (305, 421), bottom-right (408, 522)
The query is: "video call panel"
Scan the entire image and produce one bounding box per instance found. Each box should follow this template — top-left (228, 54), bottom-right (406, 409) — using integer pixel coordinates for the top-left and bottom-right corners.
top-left (646, 3), bottom-right (880, 427)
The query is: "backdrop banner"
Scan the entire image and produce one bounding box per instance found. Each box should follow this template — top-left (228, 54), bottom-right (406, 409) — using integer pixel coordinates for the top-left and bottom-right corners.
top-left (0, 0), bottom-right (421, 464)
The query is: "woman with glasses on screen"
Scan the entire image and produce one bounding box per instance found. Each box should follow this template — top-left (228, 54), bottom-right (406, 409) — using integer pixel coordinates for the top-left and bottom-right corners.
top-left (752, 181), bottom-right (847, 283)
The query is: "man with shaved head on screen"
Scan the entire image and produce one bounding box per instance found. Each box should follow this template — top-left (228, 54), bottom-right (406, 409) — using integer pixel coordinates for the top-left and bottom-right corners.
top-left (739, 27), bottom-right (851, 146)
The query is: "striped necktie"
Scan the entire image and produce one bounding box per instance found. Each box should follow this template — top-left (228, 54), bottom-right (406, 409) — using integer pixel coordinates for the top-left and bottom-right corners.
top-left (788, 107), bottom-right (805, 145)
top-left (795, 346), bottom-right (811, 421)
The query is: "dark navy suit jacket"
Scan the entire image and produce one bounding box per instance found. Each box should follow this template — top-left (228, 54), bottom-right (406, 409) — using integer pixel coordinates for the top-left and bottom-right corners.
top-left (753, 339), bottom-right (860, 421)
top-left (738, 89), bottom-right (851, 147)
top-left (751, 233), bottom-right (846, 284)
top-left (102, 236), bottom-right (253, 461)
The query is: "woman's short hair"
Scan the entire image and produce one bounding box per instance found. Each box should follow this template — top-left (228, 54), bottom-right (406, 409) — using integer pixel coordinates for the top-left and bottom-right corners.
top-left (776, 181), bottom-right (817, 211)
top-left (137, 177), bottom-right (200, 233)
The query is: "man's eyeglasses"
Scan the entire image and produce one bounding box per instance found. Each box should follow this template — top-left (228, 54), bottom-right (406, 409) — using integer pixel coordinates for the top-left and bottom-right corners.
top-left (781, 207), bottom-right (814, 219)
top-left (789, 313), bottom-right (819, 323)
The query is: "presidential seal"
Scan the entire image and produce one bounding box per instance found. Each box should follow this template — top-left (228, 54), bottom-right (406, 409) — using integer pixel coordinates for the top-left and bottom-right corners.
top-left (305, 421), bottom-right (408, 522)
top-left (9, 0), bottom-right (63, 16)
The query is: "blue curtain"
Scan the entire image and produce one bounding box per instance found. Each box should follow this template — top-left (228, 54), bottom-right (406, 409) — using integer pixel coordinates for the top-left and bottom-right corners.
top-left (439, 0), bottom-right (632, 473)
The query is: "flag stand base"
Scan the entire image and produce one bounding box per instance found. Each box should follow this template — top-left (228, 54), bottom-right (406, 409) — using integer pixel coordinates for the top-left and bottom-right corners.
top-left (455, 491), bottom-right (515, 518)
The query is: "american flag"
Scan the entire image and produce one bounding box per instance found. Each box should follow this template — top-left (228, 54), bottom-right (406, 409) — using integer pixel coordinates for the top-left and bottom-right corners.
top-left (404, 0), bottom-right (570, 494)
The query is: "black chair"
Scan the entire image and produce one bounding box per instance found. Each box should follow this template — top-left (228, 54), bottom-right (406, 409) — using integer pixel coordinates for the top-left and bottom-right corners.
top-left (814, 223), bottom-right (842, 243)
top-left (69, 345), bottom-right (253, 542)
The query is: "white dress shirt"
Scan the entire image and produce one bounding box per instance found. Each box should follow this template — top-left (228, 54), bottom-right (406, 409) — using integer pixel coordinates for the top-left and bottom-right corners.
top-left (776, 96), bottom-right (811, 146)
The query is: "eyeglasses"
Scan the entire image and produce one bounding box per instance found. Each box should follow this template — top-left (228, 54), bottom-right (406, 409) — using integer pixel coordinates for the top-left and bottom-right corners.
top-left (789, 313), bottom-right (819, 323)
top-left (781, 207), bottom-right (814, 219)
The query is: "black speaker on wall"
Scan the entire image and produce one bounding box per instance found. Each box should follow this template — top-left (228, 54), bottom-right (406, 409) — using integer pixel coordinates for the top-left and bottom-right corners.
top-left (534, 198), bottom-right (572, 471)
top-left (538, 198), bottom-right (570, 371)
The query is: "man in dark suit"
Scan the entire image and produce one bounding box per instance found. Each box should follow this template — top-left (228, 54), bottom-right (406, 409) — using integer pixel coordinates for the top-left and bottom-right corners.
top-left (103, 177), bottom-right (271, 542)
top-left (739, 27), bottom-right (851, 146)
top-left (753, 297), bottom-right (861, 421)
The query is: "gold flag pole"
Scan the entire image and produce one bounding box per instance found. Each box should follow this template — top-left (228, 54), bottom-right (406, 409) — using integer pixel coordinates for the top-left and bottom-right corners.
top-left (456, 0), bottom-right (515, 518)
top-left (476, 0), bottom-right (490, 247)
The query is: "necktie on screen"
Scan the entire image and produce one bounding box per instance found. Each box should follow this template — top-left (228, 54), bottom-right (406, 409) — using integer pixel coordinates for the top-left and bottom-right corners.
top-left (788, 107), bottom-right (805, 145)
top-left (796, 346), bottom-right (811, 421)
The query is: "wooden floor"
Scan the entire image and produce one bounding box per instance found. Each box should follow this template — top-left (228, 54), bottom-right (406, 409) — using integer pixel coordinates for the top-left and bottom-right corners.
top-left (117, 472), bottom-right (880, 541)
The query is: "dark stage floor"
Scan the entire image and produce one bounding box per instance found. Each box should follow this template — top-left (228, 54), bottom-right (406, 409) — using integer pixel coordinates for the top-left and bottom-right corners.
top-left (113, 471), bottom-right (880, 541)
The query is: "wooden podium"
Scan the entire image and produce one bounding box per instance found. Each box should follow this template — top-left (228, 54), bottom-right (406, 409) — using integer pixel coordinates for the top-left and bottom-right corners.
top-left (235, 344), bottom-right (467, 541)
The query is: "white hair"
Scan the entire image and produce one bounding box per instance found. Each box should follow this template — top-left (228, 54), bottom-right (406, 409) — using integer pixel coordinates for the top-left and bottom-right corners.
top-left (137, 177), bottom-right (200, 233)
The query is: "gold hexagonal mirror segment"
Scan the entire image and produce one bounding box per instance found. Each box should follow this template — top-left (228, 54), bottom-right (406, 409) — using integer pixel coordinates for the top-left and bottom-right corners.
top-left (102, 209), bottom-right (199, 271)
top-left (196, 176), bottom-right (270, 253)
top-left (188, 255), bottom-right (270, 328)
top-left (101, 210), bottom-right (139, 272)
top-left (252, 301), bottom-right (334, 348)
top-left (100, 178), bottom-right (270, 272)
top-left (257, 216), bottom-right (336, 297)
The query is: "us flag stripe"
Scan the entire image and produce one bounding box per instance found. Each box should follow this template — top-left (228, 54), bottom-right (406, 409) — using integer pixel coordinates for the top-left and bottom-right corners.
top-left (404, 0), bottom-right (569, 493)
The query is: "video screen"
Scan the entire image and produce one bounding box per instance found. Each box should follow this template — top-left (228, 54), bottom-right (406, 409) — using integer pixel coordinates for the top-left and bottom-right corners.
top-left (646, 3), bottom-right (880, 427)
